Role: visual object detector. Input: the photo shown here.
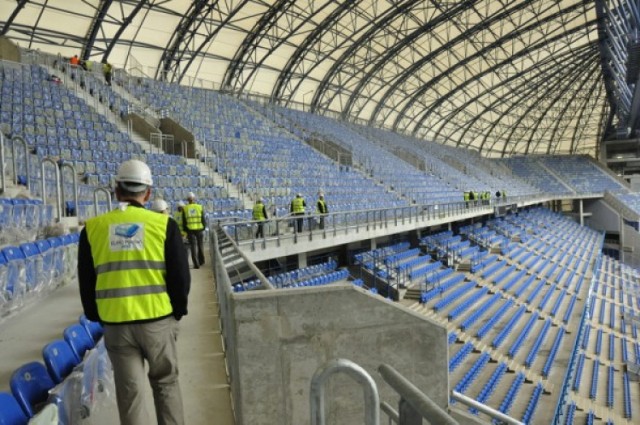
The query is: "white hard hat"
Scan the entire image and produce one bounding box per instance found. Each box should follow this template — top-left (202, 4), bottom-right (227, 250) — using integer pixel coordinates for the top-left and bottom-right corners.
top-left (187, 192), bottom-right (196, 199)
top-left (297, 193), bottom-right (302, 197)
top-left (151, 199), bottom-right (168, 213)
top-left (116, 159), bottom-right (153, 192)
top-left (177, 201), bottom-right (186, 207)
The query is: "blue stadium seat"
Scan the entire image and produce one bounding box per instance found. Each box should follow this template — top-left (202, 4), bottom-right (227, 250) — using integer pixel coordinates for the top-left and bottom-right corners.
top-left (42, 339), bottom-right (80, 384)
top-left (9, 362), bottom-right (55, 418)
top-left (79, 314), bottom-right (103, 343)
top-left (63, 324), bottom-right (95, 362)
top-left (0, 391), bottom-right (29, 425)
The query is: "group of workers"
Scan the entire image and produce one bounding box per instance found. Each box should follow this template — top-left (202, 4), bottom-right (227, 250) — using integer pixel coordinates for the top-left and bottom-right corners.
top-left (68, 54), bottom-right (113, 85)
top-left (252, 192), bottom-right (329, 237)
top-left (463, 190), bottom-right (506, 204)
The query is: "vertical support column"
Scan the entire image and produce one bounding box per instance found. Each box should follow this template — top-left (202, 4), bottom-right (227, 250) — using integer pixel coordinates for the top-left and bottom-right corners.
top-left (298, 252), bottom-right (307, 269)
top-left (579, 199), bottom-right (584, 226)
top-left (371, 239), bottom-right (377, 250)
top-left (620, 215), bottom-right (626, 263)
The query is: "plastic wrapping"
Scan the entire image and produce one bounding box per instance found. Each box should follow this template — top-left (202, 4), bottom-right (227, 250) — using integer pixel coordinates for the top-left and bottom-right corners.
top-left (80, 340), bottom-right (114, 418)
top-left (48, 371), bottom-right (85, 425)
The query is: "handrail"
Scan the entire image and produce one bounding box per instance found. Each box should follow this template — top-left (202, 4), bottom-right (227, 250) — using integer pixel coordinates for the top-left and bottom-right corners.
top-left (93, 187), bottom-right (113, 216)
top-left (310, 359), bottom-right (380, 425)
top-left (378, 364), bottom-right (459, 425)
top-left (380, 401), bottom-right (399, 424)
top-left (11, 135), bottom-right (30, 189)
top-left (59, 162), bottom-right (79, 217)
top-left (0, 131), bottom-right (5, 194)
top-left (40, 157), bottom-right (62, 221)
top-left (450, 391), bottom-right (524, 425)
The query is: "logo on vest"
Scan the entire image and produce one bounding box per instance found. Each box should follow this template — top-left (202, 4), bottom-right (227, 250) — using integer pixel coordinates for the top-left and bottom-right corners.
top-left (110, 223), bottom-right (145, 251)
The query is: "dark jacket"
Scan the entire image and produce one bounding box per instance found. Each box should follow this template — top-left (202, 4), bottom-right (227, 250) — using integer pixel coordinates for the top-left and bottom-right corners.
top-left (78, 201), bottom-right (191, 324)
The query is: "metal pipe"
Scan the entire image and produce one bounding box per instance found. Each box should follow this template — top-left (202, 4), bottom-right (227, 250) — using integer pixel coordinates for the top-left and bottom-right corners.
top-left (378, 364), bottom-right (459, 425)
top-left (450, 391), bottom-right (524, 425)
top-left (59, 162), bottom-right (79, 217)
top-left (11, 135), bottom-right (30, 189)
top-left (310, 359), bottom-right (379, 425)
top-left (0, 131), bottom-right (5, 194)
top-left (380, 401), bottom-right (399, 424)
top-left (41, 157), bottom-right (62, 221)
top-left (93, 187), bottom-right (113, 217)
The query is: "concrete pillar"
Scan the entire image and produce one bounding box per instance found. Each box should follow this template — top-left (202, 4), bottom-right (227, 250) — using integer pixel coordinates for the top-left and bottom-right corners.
top-left (448, 222), bottom-right (452, 231)
top-left (620, 216), bottom-right (625, 263)
top-left (297, 252), bottom-right (307, 268)
top-left (371, 239), bottom-right (377, 250)
top-left (579, 199), bottom-right (584, 226)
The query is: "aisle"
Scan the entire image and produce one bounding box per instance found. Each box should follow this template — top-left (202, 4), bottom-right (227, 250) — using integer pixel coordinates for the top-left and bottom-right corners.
top-left (0, 261), bottom-right (235, 425)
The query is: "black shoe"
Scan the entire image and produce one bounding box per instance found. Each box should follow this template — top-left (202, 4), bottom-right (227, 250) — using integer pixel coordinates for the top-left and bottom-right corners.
top-left (194, 265), bottom-right (200, 269)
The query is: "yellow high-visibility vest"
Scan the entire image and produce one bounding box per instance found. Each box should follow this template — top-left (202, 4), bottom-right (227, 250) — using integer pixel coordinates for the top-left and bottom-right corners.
top-left (291, 197), bottom-right (305, 214)
top-left (173, 211), bottom-right (186, 237)
top-left (85, 205), bottom-right (172, 323)
top-left (184, 203), bottom-right (204, 230)
top-left (253, 204), bottom-right (265, 221)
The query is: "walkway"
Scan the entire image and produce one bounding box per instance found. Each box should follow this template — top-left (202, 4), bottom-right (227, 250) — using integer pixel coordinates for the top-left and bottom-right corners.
top-left (0, 259), bottom-right (234, 424)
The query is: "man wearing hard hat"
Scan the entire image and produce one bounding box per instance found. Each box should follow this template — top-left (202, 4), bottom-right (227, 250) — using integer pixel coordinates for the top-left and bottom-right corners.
top-left (151, 198), bottom-right (169, 215)
top-left (78, 159), bottom-right (190, 425)
top-left (252, 198), bottom-right (268, 238)
top-left (290, 192), bottom-right (306, 233)
top-left (183, 192), bottom-right (206, 269)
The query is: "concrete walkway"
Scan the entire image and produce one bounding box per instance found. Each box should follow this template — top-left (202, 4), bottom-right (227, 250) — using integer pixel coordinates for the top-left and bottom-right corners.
top-left (0, 261), bottom-right (234, 425)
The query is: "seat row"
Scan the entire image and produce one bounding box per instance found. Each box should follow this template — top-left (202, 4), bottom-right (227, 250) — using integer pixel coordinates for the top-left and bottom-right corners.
top-left (0, 316), bottom-right (104, 424)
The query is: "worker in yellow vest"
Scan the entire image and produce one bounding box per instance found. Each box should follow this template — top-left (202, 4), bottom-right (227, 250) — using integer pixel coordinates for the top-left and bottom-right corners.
top-left (151, 198), bottom-right (169, 215)
top-left (78, 159), bottom-right (190, 425)
top-left (183, 192), bottom-right (206, 269)
top-left (252, 198), bottom-right (268, 238)
top-left (316, 193), bottom-right (328, 230)
top-left (290, 192), bottom-right (306, 233)
top-left (174, 201), bottom-right (187, 239)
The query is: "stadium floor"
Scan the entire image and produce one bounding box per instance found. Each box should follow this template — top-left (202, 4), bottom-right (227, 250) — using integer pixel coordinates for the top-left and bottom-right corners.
top-left (0, 251), bottom-right (235, 425)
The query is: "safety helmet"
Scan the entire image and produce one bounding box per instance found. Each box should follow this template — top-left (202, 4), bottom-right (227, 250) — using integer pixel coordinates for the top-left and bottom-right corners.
top-left (151, 199), bottom-right (169, 213)
top-left (297, 193), bottom-right (302, 197)
top-left (187, 192), bottom-right (196, 200)
top-left (116, 159), bottom-right (153, 192)
top-left (177, 201), bottom-right (186, 207)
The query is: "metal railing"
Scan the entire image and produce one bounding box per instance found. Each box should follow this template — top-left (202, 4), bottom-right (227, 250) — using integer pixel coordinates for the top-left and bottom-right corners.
top-left (310, 359), bottom-right (380, 425)
top-left (378, 364), bottom-right (459, 425)
top-left (11, 135), bottom-right (30, 189)
top-left (93, 187), bottom-right (113, 217)
top-left (40, 157), bottom-right (62, 221)
top-left (59, 162), bottom-right (79, 217)
top-left (0, 131), bottom-right (5, 194)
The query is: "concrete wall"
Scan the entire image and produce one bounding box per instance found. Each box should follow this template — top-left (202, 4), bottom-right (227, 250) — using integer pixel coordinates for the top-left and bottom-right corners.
top-left (583, 199), bottom-right (619, 233)
top-left (127, 113), bottom-right (159, 142)
top-left (0, 36), bottom-right (20, 62)
top-left (159, 118), bottom-right (196, 158)
top-left (229, 285), bottom-right (449, 425)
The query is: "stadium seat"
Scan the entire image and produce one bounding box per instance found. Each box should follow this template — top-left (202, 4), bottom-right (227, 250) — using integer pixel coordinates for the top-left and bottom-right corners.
top-left (79, 314), bottom-right (103, 343)
top-left (42, 339), bottom-right (80, 384)
top-left (9, 361), bottom-right (55, 418)
top-left (63, 324), bottom-right (95, 362)
top-left (0, 391), bottom-right (29, 425)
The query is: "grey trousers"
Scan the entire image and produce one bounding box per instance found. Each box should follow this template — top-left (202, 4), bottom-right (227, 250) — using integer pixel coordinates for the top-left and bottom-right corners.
top-left (104, 317), bottom-right (184, 425)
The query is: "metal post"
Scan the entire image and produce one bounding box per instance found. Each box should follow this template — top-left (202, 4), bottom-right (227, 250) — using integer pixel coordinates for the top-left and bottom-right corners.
top-left (0, 131), bottom-right (5, 194)
top-left (11, 135), bottom-right (30, 189)
top-left (93, 187), bottom-right (113, 217)
top-left (310, 359), bottom-right (380, 425)
top-left (59, 162), bottom-right (79, 217)
top-left (41, 158), bottom-right (62, 221)
top-left (378, 364), bottom-right (459, 425)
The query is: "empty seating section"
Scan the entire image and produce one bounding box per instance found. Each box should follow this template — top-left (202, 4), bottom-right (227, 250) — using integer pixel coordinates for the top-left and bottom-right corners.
top-left (1, 63), bottom-right (227, 222)
top-left (406, 207), bottom-right (607, 423)
top-left (128, 79), bottom-right (404, 215)
top-left (535, 155), bottom-right (628, 194)
top-left (502, 156), bottom-right (573, 195)
top-left (1, 233), bottom-right (78, 316)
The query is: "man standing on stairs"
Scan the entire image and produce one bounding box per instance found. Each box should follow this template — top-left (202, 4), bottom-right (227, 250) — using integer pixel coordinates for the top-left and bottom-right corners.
top-left (290, 192), bottom-right (306, 233)
top-left (316, 193), bottom-right (328, 230)
top-left (253, 198), bottom-right (268, 238)
top-left (183, 192), bottom-right (206, 269)
top-left (78, 159), bottom-right (190, 425)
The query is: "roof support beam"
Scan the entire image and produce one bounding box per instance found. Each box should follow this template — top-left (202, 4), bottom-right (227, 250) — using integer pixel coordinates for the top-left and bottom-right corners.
top-left (82, 0), bottom-right (113, 61)
top-left (1, 0), bottom-right (29, 36)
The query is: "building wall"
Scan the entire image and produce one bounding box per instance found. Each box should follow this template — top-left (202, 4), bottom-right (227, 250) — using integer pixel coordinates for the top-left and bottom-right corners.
top-left (228, 285), bottom-right (449, 425)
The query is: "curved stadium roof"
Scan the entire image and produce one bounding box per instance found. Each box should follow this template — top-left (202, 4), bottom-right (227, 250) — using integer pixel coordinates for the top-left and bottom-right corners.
top-left (0, 0), bottom-right (607, 157)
